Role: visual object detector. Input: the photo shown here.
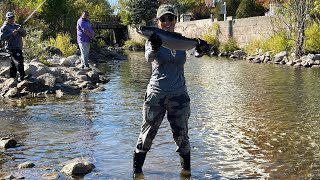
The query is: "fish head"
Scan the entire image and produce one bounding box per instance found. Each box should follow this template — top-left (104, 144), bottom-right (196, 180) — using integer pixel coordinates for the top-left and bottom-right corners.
top-left (136, 26), bottom-right (154, 39)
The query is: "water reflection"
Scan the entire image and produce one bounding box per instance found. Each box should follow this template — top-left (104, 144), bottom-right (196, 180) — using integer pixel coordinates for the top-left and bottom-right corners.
top-left (1, 52), bottom-right (320, 179)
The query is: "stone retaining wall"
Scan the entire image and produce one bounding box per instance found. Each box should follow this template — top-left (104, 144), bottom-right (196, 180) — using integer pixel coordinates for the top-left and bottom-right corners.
top-left (128, 15), bottom-right (275, 48)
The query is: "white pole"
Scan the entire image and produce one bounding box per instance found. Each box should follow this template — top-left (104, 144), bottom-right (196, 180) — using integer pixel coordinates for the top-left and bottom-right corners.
top-left (223, 2), bottom-right (226, 21)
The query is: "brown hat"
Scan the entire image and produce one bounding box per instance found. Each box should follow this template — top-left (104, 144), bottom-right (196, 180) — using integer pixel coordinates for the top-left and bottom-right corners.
top-left (156, 4), bottom-right (176, 18)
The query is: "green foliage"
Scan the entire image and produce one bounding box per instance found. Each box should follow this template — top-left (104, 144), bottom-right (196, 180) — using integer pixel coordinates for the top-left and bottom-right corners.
top-left (219, 37), bottom-right (238, 52)
top-left (95, 29), bottom-right (114, 47)
top-left (40, 0), bottom-right (112, 39)
top-left (23, 28), bottom-right (51, 65)
top-left (116, 0), bottom-right (131, 25)
top-left (127, 0), bottom-right (159, 25)
top-left (245, 38), bottom-right (266, 55)
top-left (263, 31), bottom-right (293, 54)
top-left (123, 40), bottom-right (144, 49)
top-left (40, 0), bottom-right (74, 38)
top-left (245, 30), bottom-right (296, 56)
top-left (12, 0), bottom-right (43, 26)
top-left (200, 24), bottom-right (220, 52)
top-left (305, 22), bottom-right (320, 53)
top-left (48, 32), bottom-right (77, 57)
top-left (236, 0), bottom-right (265, 19)
top-left (311, 1), bottom-right (320, 23)
top-left (73, 0), bottom-right (113, 18)
top-left (226, 0), bottom-right (241, 17)
top-left (0, 1), bottom-right (9, 25)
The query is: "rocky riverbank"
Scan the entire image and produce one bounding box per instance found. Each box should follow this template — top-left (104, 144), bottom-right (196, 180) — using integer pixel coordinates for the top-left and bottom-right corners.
top-left (0, 48), bottom-right (126, 99)
top-left (222, 50), bottom-right (320, 68)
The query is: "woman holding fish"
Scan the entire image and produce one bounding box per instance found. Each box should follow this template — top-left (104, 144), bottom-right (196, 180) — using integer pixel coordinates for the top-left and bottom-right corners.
top-left (133, 4), bottom-right (208, 178)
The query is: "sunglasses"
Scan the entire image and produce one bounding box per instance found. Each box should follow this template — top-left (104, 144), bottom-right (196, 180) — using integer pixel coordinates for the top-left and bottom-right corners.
top-left (8, 16), bottom-right (15, 19)
top-left (159, 16), bottom-right (175, 23)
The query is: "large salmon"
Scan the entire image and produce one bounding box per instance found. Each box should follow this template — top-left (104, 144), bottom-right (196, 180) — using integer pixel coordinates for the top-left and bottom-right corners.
top-left (137, 26), bottom-right (212, 56)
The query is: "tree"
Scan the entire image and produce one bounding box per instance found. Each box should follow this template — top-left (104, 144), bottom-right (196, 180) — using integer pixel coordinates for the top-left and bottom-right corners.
top-left (0, 0), bottom-right (13, 25)
top-left (127, 0), bottom-right (159, 25)
top-left (116, 0), bottom-right (131, 25)
top-left (163, 0), bottom-right (211, 20)
top-left (40, 0), bottom-right (112, 39)
top-left (275, 0), bottom-right (314, 58)
top-left (226, 0), bottom-right (241, 17)
top-left (310, 0), bottom-right (320, 23)
top-left (292, 0), bottom-right (310, 58)
top-left (190, 2), bottom-right (211, 20)
top-left (236, 0), bottom-right (265, 18)
top-left (40, 0), bottom-right (70, 37)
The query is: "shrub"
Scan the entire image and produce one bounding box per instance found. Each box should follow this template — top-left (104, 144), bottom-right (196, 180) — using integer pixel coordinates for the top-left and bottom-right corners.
top-left (201, 24), bottom-right (220, 52)
top-left (245, 38), bottom-right (267, 55)
top-left (263, 31), bottom-right (293, 54)
top-left (305, 22), bottom-right (320, 53)
top-left (23, 28), bottom-right (51, 65)
top-left (219, 37), bottom-right (239, 52)
top-left (48, 32), bottom-right (77, 57)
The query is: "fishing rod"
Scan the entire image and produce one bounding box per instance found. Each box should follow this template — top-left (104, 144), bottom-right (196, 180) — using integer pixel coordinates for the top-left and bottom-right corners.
top-left (22, 0), bottom-right (48, 26)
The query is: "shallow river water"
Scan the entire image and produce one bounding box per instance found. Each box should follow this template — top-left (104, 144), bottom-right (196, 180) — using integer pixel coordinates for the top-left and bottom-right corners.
top-left (1, 51), bottom-right (320, 179)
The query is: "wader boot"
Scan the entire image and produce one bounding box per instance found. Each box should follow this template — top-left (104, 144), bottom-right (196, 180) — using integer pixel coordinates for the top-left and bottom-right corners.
top-left (179, 152), bottom-right (191, 177)
top-left (133, 152), bottom-right (146, 177)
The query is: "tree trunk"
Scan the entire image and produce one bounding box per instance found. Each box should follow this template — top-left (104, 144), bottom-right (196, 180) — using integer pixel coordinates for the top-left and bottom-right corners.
top-left (294, 0), bottom-right (308, 59)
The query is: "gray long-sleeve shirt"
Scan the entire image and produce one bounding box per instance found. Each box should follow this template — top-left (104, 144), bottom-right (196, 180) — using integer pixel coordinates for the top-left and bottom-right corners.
top-left (0, 21), bottom-right (26, 50)
top-left (145, 41), bottom-right (187, 93)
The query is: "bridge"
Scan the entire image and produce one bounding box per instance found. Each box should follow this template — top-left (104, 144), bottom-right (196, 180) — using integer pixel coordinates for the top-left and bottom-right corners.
top-left (91, 15), bottom-right (127, 46)
top-left (93, 15), bottom-right (126, 29)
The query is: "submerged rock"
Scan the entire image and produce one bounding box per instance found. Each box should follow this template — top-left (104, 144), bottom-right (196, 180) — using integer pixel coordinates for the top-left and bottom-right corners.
top-left (18, 162), bottom-right (35, 169)
top-left (0, 137), bottom-right (17, 148)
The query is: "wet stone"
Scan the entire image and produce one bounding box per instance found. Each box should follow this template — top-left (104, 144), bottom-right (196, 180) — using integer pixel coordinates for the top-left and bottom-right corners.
top-left (0, 137), bottom-right (17, 148)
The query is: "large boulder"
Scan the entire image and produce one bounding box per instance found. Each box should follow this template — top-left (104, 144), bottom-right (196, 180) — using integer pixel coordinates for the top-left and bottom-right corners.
top-left (273, 51), bottom-right (288, 63)
top-left (60, 55), bottom-right (79, 67)
top-left (45, 46), bottom-right (63, 56)
top-left (37, 73), bottom-right (57, 88)
top-left (55, 84), bottom-right (81, 97)
top-left (61, 158), bottom-right (95, 176)
top-left (17, 78), bottom-right (42, 92)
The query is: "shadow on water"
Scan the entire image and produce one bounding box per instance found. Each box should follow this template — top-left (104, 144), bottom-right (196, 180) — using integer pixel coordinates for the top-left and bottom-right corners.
top-left (1, 51), bottom-right (320, 179)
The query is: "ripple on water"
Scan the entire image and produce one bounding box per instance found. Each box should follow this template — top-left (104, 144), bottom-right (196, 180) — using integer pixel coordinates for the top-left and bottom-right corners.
top-left (1, 55), bottom-right (320, 179)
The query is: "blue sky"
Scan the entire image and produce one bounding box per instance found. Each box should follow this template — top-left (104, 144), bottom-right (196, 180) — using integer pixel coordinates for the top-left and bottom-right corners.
top-left (108, 0), bottom-right (117, 5)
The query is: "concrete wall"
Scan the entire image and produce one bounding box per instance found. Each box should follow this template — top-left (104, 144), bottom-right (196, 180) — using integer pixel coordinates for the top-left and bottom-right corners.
top-left (128, 16), bottom-right (275, 48)
top-left (231, 16), bottom-right (274, 47)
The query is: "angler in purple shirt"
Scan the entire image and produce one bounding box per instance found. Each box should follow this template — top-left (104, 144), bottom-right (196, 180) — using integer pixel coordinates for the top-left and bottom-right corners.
top-left (76, 11), bottom-right (96, 69)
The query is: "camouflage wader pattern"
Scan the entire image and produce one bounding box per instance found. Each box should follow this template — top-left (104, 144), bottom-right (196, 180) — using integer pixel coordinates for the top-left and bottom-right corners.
top-left (135, 90), bottom-right (191, 155)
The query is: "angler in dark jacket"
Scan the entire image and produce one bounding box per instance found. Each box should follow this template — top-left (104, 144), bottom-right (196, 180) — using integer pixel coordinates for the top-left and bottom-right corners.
top-left (0, 12), bottom-right (27, 81)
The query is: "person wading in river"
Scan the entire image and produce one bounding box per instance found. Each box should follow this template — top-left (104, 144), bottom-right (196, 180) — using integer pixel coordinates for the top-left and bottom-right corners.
top-left (76, 11), bottom-right (96, 70)
top-left (0, 12), bottom-right (28, 81)
top-left (133, 4), bottom-right (207, 178)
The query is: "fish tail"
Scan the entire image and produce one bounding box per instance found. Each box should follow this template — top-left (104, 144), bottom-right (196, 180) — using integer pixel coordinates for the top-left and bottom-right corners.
top-left (202, 45), bottom-right (213, 57)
